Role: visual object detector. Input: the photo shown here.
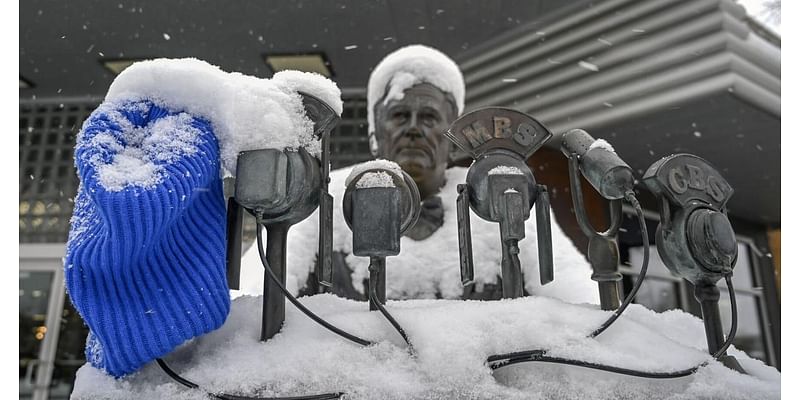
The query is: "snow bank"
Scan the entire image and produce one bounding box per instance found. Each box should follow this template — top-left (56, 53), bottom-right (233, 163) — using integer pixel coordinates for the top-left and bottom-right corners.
top-left (71, 295), bottom-right (779, 400)
top-left (235, 165), bottom-right (599, 305)
top-left (104, 58), bottom-right (342, 174)
top-left (366, 45), bottom-right (465, 135)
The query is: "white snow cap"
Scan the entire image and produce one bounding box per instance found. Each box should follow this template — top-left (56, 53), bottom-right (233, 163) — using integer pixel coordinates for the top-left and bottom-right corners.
top-left (356, 171), bottom-right (396, 189)
top-left (345, 159), bottom-right (405, 188)
top-left (104, 58), bottom-right (342, 174)
top-left (589, 138), bottom-right (616, 154)
top-left (367, 45), bottom-right (465, 135)
top-left (488, 165), bottom-right (524, 175)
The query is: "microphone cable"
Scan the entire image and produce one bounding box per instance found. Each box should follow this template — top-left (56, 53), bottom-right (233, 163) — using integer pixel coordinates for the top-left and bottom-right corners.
top-left (487, 193), bottom-right (741, 378)
top-left (156, 359), bottom-right (343, 400)
top-left (368, 260), bottom-right (415, 354)
top-left (588, 191), bottom-right (648, 339)
top-left (255, 215), bottom-right (375, 347)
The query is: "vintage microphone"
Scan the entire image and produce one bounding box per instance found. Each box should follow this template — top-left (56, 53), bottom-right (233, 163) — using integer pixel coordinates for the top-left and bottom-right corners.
top-left (560, 128), bottom-right (634, 311)
top-left (228, 93), bottom-right (336, 341)
top-left (227, 93), bottom-right (395, 349)
top-left (488, 153), bottom-right (746, 378)
top-left (445, 107), bottom-right (555, 298)
top-left (158, 92), bottom-right (346, 400)
top-left (643, 153), bottom-right (745, 373)
top-left (342, 163), bottom-right (421, 350)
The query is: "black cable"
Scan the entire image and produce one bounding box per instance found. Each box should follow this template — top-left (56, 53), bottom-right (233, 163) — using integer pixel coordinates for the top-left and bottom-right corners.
top-left (588, 191), bottom-right (649, 338)
top-left (487, 194), bottom-right (745, 379)
top-left (255, 217), bottom-right (376, 347)
top-left (156, 358), bottom-right (344, 400)
top-left (367, 266), bottom-right (415, 354)
top-left (486, 191), bottom-right (705, 379)
top-left (713, 274), bottom-right (738, 359)
top-left (486, 350), bottom-right (702, 378)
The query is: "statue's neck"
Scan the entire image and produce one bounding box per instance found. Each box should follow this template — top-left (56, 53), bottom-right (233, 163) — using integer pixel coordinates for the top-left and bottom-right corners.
top-left (404, 195), bottom-right (444, 241)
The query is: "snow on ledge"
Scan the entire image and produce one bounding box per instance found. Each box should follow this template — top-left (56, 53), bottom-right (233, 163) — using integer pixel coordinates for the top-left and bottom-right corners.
top-left (71, 295), bottom-right (779, 400)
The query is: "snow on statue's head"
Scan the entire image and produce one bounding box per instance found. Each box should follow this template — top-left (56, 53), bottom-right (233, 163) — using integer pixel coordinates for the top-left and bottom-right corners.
top-left (367, 45), bottom-right (465, 200)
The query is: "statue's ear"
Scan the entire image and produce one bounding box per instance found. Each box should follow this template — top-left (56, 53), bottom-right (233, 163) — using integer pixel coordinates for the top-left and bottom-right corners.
top-left (368, 132), bottom-right (379, 157)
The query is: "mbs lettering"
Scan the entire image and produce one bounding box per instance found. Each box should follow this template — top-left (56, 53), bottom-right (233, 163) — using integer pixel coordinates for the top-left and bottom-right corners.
top-left (460, 116), bottom-right (538, 148)
top-left (446, 108), bottom-right (552, 160)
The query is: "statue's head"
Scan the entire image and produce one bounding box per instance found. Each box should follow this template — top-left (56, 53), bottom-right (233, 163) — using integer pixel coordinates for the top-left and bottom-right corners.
top-left (367, 45), bottom-right (465, 200)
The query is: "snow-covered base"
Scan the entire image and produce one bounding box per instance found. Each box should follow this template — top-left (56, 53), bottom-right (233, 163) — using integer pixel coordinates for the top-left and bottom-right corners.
top-left (71, 295), bottom-right (779, 399)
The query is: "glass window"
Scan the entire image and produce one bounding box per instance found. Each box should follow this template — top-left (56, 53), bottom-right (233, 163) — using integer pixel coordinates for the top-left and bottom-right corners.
top-left (48, 301), bottom-right (89, 399)
top-left (19, 271), bottom-right (54, 399)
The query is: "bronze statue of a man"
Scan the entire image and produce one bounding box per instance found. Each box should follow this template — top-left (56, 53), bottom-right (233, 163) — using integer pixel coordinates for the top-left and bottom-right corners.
top-left (237, 45), bottom-right (598, 306)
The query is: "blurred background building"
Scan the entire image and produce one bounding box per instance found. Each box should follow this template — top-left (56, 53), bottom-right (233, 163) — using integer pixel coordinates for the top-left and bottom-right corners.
top-left (19, 0), bottom-right (780, 398)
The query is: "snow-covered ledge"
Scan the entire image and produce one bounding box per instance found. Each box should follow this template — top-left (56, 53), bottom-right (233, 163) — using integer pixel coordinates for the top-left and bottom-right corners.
top-left (72, 294), bottom-right (779, 399)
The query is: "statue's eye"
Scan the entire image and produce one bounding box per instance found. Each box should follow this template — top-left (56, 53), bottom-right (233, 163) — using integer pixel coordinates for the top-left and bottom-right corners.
top-left (392, 111), bottom-right (408, 122)
top-left (421, 113), bottom-right (439, 126)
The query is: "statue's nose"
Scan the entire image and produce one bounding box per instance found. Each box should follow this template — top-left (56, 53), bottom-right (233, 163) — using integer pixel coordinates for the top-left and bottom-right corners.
top-left (405, 113), bottom-right (423, 138)
top-left (405, 126), bottom-right (423, 139)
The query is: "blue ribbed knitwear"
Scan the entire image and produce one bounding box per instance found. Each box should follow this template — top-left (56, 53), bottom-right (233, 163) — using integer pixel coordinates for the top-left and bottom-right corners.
top-left (65, 100), bottom-right (230, 378)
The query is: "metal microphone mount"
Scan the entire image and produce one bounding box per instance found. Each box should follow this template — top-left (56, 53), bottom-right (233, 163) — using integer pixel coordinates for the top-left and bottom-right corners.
top-left (561, 129), bottom-right (636, 310)
top-left (445, 107), bottom-right (554, 298)
top-left (643, 153), bottom-right (744, 373)
top-left (342, 166), bottom-right (420, 310)
top-left (226, 92), bottom-right (339, 341)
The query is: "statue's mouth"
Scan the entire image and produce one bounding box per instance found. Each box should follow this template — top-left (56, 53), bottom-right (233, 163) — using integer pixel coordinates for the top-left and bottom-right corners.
top-left (395, 148), bottom-right (433, 170)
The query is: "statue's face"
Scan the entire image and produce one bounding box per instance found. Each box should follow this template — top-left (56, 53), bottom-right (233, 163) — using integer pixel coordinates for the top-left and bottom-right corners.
top-left (374, 83), bottom-right (457, 199)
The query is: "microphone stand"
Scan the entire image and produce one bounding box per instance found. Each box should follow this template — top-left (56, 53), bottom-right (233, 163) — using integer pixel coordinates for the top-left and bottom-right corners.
top-left (567, 154), bottom-right (623, 311)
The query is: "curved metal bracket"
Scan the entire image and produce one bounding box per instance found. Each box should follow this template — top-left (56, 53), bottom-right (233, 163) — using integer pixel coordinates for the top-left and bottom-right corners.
top-left (568, 153), bottom-right (622, 239)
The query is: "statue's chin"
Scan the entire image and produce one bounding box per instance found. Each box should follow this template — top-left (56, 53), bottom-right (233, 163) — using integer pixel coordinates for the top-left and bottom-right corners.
top-left (397, 161), bottom-right (426, 178)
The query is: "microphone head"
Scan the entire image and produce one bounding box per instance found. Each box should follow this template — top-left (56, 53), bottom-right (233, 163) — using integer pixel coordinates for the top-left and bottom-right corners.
top-left (562, 129), bottom-right (634, 200)
top-left (560, 128), bottom-right (595, 158)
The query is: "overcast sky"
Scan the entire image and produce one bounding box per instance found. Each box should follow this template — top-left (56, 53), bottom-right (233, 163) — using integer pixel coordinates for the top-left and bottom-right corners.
top-left (737, 0), bottom-right (781, 34)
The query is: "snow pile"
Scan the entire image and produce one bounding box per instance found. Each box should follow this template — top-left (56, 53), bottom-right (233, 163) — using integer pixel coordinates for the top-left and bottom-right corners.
top-left (71, 294), bottom-right (780, 400)
top-left (488, 165), bottom-right (524, 175)
top-left (366, 45), bottom-right (465, 135)
top-left (589, 138), bottom-right (616, 153)
top-left (356, 172), bottom-right (395, 189)
top-left (82, 105), bottom-right (202, 191)
top-left (104, 58), bottom-right (342, 174)
top-left (235, 165), bottom-right (599, 304)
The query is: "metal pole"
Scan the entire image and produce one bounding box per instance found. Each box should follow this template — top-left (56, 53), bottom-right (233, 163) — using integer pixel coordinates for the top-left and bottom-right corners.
top-left (501, 240), bottom-right (524, 298)
top-left (693, 282), bottom-right (726, 356)
top-left (261, 224), bottom-right (288, 341)
top-left (588, 236), bottom-right (622, 311)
